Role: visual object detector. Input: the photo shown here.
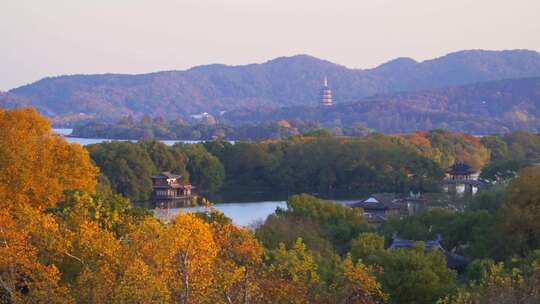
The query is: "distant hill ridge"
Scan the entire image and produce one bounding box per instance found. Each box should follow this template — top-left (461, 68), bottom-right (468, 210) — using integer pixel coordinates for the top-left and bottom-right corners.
top-left (3, 49), bottom-right (540, 122)
top-left (222, 76), bottom-right (540, 134)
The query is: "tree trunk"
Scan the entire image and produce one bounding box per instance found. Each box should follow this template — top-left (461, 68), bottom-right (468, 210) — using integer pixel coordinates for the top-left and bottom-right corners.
top-left (177, 253), bottom-right (190, 304)
top-left (243, 271), bottom-right (249, 304)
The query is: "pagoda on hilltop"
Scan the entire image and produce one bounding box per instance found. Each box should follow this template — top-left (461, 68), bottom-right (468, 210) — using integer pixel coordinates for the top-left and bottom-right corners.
top-left (319, 77), bottom-right (334, 107)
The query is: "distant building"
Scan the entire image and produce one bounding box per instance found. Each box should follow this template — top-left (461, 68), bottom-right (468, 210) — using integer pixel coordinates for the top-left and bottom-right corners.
top-left (389, 234), bottom-right (468, 271)
top-left (320, 77), bottom-right (334, 107)
top-left (190, 112), bottom-right (210, 120)
top-left (350, 194), bottom-right (402, 223)
top-left (151, 172), bottom-right (194, 208)
top-left (446, 162), bottom-right (475, 180)
top-left (443, 163), bottom-right (484, 195)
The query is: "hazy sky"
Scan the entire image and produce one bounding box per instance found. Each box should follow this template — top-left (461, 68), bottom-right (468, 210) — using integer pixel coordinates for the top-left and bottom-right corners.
top-left (2, 0), bottom-right (540, 90)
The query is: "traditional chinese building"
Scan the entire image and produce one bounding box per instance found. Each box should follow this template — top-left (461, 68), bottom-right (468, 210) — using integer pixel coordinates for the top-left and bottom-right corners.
top-left (389, 234), bottom-right (467, 271)
top-left (444, 163), bottom-right (483, 195)
top-left (320, 77), bottom-right (334, 107)
top-left (350, 194), bottom-right (402, 223)
top-left (447, 163), bottom-right (475, 180)
top-left (151, 172), bottom-right (194, 208)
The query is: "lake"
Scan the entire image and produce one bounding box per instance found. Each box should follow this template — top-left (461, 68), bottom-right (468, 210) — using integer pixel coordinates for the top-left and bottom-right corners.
top-left (53, 128), bottom-right (205, 146)
top-left (156, 201), bottom-right (288, 227)
top-left (155, 199), bottom-right (360, 227)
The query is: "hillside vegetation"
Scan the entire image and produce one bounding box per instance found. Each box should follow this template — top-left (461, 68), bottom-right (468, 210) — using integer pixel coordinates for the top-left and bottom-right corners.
top-left (228, 77), bottom-right (540, 134)
top-left (3, 50), bottom-right (540, 126)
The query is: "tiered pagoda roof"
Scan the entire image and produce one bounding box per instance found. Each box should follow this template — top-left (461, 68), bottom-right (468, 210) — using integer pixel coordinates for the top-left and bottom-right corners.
top-left (320, 77), bottom-right (333, 107)
top-left (447, 163), bottom-right (475, 176)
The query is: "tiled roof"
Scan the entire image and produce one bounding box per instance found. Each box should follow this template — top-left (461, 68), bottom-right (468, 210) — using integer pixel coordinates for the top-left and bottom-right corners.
top-left (388, 235), bottom-right (467, 269)
top-left (350, 193), bottom-right (401, 210)
top-left (152, 171), bottom-right (182, 179)
top-left (389, 235), bottom-right (443, 250)
top-left (447, 163), bottom-right (475, 175)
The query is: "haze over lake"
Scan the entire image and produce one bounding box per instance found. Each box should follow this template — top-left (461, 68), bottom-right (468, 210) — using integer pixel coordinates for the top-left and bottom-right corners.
top-left (54, 128), bottom-right (204, 146)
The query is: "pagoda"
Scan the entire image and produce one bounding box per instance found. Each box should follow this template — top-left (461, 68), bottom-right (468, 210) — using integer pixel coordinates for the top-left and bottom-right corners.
top-left (319, 77), bottom-right (334, 107)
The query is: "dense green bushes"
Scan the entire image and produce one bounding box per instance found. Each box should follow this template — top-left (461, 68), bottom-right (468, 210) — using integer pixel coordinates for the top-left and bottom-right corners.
top-left (86, 130), bottom-right (540, 202)
top-left (253, 166), bottom-right (540, 303)
top-left (87, 140), bottom-right (224, 201)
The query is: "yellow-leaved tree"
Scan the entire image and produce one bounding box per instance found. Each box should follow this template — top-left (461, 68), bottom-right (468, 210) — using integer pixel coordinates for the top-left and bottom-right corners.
top-left (261, 238), bottom-right (320, 304)
top-left (341, 255), bottom-right (387, 304)
top-left (0, 209), bottom-right (73, 303)
top-left (211, 219), bottom-right (264, 303)
top-left (0, 108), bottom-right (98, 210)
top-left (153, 213), bottom-right (218, 304)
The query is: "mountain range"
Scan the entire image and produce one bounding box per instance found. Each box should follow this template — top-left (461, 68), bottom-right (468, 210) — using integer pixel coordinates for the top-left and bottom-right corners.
top-left (2, 49), bottom-right (540, 132)
top-left (223, 77), bottom-right (540, 134)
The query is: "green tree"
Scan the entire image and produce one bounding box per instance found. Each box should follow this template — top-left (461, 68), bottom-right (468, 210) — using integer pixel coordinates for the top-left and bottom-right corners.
top-left (137, 140), bottom-right (189, 178)
top-left (350, 233), bottom-right (385, 262)
top-left (500, 166), bottom-right (540, 255)
top-left (281, 194), bottom-right (369, 253)
top-left (87, 142), bottom-right (156, 201)
top-left (376, 244), bottom-right (457, 304)
top-left (480, 135), bottom-right (509, 161)
top-left (503, 131), bottom-right (540, 160)
top-left (479, 159), bottom-right (527, 184)
top-left (439, 262), bottom-right (540, 304)
top-left (176, 144), bottom-right (225, 192)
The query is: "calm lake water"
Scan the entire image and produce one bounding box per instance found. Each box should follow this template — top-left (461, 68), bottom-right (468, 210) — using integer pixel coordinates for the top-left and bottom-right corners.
top-left (53, 128), bottom-right (203, 146)
top-left (158, 201), bottom-right (289, 227)
top-left (157, 199), bottom-right (360, 227)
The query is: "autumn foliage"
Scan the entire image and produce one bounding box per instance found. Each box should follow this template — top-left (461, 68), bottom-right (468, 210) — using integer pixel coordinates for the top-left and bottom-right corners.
top-left (0, 109), bottom-right (386, 303)
top-left (400, 129), bottom-right (490, 171)
top-left (0, 108), bottom-right (98, 209)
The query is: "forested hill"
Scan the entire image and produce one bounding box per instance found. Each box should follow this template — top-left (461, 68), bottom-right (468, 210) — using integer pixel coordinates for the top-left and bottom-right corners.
top-left (223, 77), bottom-right (540, 134)
top-left (5, 49), bottom-right (540, 121)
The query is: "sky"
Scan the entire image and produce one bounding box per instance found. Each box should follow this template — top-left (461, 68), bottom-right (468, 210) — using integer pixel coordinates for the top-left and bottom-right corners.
top-left (2, 0), bottom-right (540, 90)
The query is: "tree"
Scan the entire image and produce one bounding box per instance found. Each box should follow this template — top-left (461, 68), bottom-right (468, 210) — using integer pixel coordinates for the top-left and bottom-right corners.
top-left (0, 209), bottom-right (73, 303)
top-left (480, 136), bottom-right (508, 161)
top-left (350, 233), bottom-right (385, 262)
top-left (280, 194), bottom-right (369, 253)
top-left (177, 144), bottom-right (225, 192)
top-left (0, 108), bottom-right (98, 210)
top-left (423, 129), bottom-right (490, 171)
top-left (262, 239), bottom-right (319, 303)
top-left (154, 213), bottom-right (218, 304)
top-left (503, 131), bottom-right (540, 160)
top-left (119, 115), bottom-right (135, 126)
top-left (49, 190), bottom-right (151, 238)
top-left (210, 218), bottom-right (264, 304)
top-left (375, 244), bottom-right (457, 304)
top-left (439, 262), bottom-right (540, 304)
top-left (341, 255), bottom-right (387, 304)
top-left (138, 140), bottom-right (189, 178)
top-left (479, 160), bottom-right (527, 184)
top-left (112, 258), bottom-right (171, 303)
top-left (64, 220), bottom-right (123, 303)
top-left (500, 166), bottom-right (540, 255)
top-left (87, 141), bottom-right (156, 201)
top-left (255, 215), bottom-right (335, 257)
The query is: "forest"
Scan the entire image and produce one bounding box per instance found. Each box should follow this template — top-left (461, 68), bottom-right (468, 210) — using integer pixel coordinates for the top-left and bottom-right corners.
top-left (71, 117), bottom-right (321, 141)
top-left (1, 108), bottom-right (540, 303)
top-left (84, 125), bottom-right (540, 204)
top-left (222, 77), bottom-right (540, 135)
